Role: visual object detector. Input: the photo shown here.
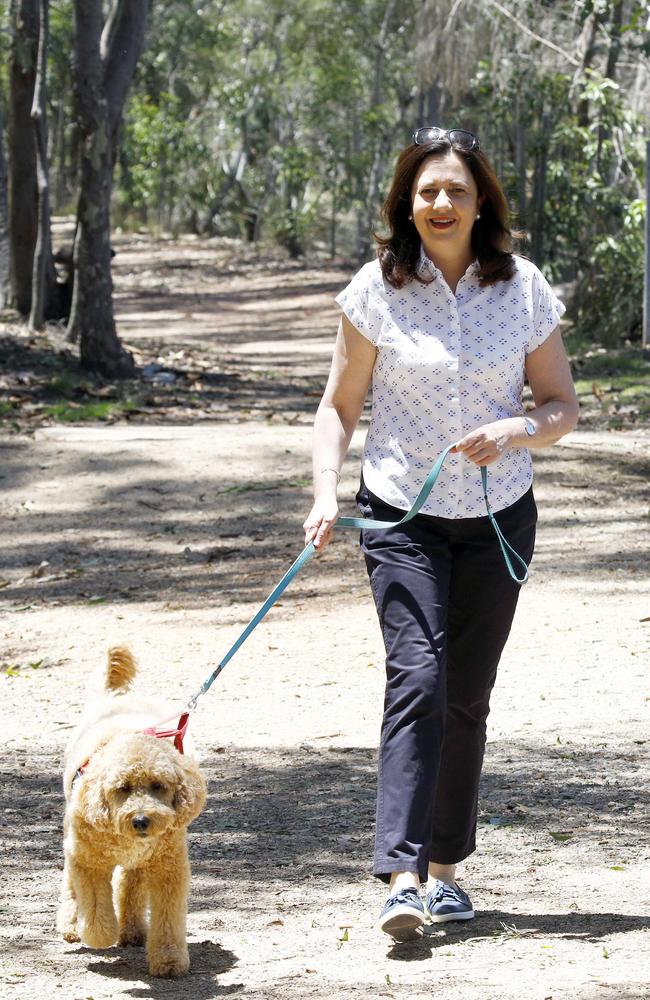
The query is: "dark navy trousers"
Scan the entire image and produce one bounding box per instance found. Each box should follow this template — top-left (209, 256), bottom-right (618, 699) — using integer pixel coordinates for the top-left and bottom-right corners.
top-left (358, 483), bottom-right (537, 883)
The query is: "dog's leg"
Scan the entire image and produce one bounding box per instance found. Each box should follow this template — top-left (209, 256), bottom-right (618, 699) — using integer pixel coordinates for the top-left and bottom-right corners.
top-left (70, 860), bottom-right (118, 948)
top-left (116, 867), bottom-right (148, 946)
top-left (56, 858), bottom-right (80, 942)
top-left (146, 835), bottom-right (190, 977)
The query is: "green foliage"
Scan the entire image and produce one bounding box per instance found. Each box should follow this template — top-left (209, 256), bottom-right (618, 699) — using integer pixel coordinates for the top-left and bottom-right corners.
top-left (11, 0), bottom-right (645, 346)
top-left (117, 0), bottom-right (418, 251)
top-left (461, 57), bottom-right (646, 345)
top-left (120, 92), bottom-right (213, 228)
top-left (576, 198), bottom-right (645, 345)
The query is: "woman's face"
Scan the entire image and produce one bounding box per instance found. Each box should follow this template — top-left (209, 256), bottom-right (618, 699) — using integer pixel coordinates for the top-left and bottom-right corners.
top-left (410, 150), bottom-right (483, 260)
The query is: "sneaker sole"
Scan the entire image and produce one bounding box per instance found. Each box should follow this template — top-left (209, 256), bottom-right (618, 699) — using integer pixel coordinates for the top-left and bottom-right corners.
top-left (425, 908), bottom-right (475, 924)
top-left (379, 906), bottom-right (425, 940)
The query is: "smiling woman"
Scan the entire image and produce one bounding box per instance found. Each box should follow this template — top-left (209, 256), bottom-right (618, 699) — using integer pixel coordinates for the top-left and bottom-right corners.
top-left (376, 134), bottom-right (517, 293)
top-left (303, 126), bottom-right (579, 942)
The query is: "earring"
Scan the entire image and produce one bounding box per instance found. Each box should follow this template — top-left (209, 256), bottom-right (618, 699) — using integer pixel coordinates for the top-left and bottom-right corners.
top-left (408, 215), bottom-right (413, 221)
top-left (475, 212), bottom-right (481, 220)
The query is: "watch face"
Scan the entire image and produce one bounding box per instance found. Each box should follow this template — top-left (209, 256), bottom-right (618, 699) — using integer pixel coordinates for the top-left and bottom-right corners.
top-left (524, 418), bottom-right (535, 436)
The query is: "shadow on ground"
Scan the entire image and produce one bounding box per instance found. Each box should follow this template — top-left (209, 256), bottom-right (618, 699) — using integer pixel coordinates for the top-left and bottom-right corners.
top-left (1, 439), bottom-right (648, 621)
top-left (2, 738), bottom-right (647, 903)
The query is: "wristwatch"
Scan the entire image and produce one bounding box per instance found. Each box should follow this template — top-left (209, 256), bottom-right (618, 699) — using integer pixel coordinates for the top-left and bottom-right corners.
top-left (523, 417), bottom-right (536, 437)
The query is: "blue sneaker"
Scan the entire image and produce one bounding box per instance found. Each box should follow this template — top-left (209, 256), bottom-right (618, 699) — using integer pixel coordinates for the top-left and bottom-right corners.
top-left (378, 887), bottom-right (425, 939)
top-left (425, 880), bottom-right (474, 923)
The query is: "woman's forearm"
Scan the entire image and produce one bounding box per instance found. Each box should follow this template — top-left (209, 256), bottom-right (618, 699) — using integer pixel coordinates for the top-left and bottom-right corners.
top-left (453, 397), bottom-right (579, 467)
top-left (505, 398), bottom-right (580, 450)
top-left (311, 400), bottom-right (359, 497)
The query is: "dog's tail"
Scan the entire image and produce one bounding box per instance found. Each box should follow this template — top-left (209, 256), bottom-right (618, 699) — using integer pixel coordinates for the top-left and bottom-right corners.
top-left (105, 646), bottom-right (138, 692)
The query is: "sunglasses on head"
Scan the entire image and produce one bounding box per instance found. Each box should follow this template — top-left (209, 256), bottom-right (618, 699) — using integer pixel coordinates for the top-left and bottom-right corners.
top-left (412, 127), bottom-right (480, 152)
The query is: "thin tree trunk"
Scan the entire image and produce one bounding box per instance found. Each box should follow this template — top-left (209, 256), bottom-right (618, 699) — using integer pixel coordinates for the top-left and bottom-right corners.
top-left (329, 180), bottom-right (338, 259)
top-left (574, 11), bottom-right (601, 128)
top-left (361, 0), bottom-right (397, 260)
top-left (531, 112), bottom-right (550, 266)
top-left (8, 0), bottom-right (39, 315)
top-left (426, 82), bottom-right (441, 124)
top-left (67, 0), bottom-right (135, 376)
top-left (67, 0), bottom-right (148, 376)
top-left (515, 96), bottom-right (527, 229)
top-left (29, 0), bottom-right (58, 331)
top-left (604, 0), bottom-right (624, 82)
top-left (0, 102), bottom-right (10, 309)
top-left (101, 0), bottom-right (148, 149)
top-left (54, 96), bottom-right (66, 209)
top-left (597, 0), bottom-right (624, 176)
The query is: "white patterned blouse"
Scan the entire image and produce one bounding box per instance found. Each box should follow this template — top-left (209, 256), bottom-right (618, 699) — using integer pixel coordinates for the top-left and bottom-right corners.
top-left (335, 247), bottom-right (566, 518)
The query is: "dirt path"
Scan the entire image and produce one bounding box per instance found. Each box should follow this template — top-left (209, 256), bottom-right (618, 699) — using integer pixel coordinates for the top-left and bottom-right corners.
top-left (1, 238), bottom-right (649, 1000)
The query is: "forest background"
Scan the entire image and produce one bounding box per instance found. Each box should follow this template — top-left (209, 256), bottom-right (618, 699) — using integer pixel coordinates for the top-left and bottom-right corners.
top-left (0, 0), bottom-right (649, 417)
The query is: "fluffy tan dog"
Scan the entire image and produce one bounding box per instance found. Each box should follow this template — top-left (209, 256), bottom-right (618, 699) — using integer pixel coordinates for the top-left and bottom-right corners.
top-left (56, 646), bottom-right (206, 977)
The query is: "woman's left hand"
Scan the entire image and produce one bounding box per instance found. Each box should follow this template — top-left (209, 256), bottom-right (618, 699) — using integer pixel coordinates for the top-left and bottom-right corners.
top-left (451, 419), bottom-right (518, 466)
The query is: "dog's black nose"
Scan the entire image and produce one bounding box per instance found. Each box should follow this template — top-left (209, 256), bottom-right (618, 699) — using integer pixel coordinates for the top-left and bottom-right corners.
top-left (132, 814), bottom-right (150, 831)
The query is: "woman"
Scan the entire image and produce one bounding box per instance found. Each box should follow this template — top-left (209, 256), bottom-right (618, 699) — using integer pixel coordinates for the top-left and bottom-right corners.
top-left (303, 126), bottom-right (579, 939)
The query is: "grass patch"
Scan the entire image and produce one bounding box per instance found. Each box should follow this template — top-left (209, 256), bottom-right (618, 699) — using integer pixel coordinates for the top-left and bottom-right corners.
top-left (567, 340), bottom-right (650, 427)
top-left (44, 400), bottom-right (138, 422)
top-left (44, 372), bottom-right (88, 396)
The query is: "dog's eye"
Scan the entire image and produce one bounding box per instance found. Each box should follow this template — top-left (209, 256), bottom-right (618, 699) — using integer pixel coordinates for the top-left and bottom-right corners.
top-left (119, 783), bottom-right (132, 794)
top-left (151, 781), bottom-right (165, 792)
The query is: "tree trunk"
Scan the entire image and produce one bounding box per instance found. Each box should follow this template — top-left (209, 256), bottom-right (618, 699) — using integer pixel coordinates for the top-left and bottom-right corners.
top-left (604, 0), bottom-right (624, 82)
top-left (426, 82), bottom-right (441, 124)
top-left (29, 0), bottom-right (58, 331)
top-left (67, 0), bottom-right (148, 377)
top-left (597, 0), bottom-right (624, 177)
top-left (8, 0), bottom-right (39, 315)
top-left (54, 94), bottom-right (66, 210)
top-left (329, 180), bottom-right (338, 259)
top-left (531, 112), bottom-right (550, 266)
top-left (101, 0), bottom-right (148, 150)
top-left (360, 0), bottom-right (396, 260)
top-left (575, 11), bottom-right (601, 128)
top-left (515, 98), bottom-right (527, 229)
top-left (67, 0), bottom-right (136, 376)
top-left (0, 102), bottom-right (10, 310)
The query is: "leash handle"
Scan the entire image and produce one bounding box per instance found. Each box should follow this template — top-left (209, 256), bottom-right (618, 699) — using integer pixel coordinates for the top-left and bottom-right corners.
top-left (336, 443), bottom-right (454, 531)
top-left (480, 467), bottom-right (529, 584)
top-left (336, 448), bottom-right (529, 585)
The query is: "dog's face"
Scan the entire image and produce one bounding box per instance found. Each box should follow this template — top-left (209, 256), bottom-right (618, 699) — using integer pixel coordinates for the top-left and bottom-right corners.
top-left (79, 733), bottom-right (206, 840)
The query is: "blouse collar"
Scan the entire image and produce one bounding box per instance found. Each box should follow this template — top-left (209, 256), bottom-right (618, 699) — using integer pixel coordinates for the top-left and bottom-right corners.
top-left (417, 245), bottom-right (479, 280)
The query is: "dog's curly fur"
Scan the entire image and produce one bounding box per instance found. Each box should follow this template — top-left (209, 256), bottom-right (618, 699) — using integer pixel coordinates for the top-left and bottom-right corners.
top-left (56, 646), bottom-right (206, 978)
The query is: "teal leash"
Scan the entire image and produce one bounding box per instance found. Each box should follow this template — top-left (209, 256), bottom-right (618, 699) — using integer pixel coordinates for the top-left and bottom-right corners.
top-left (479, 466), bottom-right (530, 586)
top-left (185, 444), bottom-right (528, 711)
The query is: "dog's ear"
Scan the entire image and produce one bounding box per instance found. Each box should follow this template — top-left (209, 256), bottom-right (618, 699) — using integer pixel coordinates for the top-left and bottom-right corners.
top-left (79, 775), bottom-right (112, 830)
top-left (172, 757), bottom-right (206, 828)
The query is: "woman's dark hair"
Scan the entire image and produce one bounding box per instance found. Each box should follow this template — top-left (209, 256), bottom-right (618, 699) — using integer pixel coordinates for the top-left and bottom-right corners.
top-left (375, 138), bottom-right (518, 288)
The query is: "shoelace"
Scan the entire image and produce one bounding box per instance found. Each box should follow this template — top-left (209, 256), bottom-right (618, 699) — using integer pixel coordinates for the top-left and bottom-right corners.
top-left (386, 889), bottom-right (420, 909)
top-left (431, 881), bottom-right (461, 903)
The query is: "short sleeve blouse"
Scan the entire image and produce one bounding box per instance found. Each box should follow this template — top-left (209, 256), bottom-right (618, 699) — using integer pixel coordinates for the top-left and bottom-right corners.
top-left (335, 249), bottom-right (565, 518)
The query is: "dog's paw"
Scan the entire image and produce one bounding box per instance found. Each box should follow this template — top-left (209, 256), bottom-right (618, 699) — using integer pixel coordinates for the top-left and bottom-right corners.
top-left (118, 927), bottom-right (147, 947)
top-left (56, 899), bottom-right (79, 942)
top-left (148, 947), bottom-right (190, 978)
top-left (61, 928), bottom-right (81, 944)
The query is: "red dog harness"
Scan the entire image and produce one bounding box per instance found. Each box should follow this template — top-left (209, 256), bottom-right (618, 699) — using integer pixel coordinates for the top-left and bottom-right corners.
top-left (73, 710), bottom-right (190, 784)
top-left (142, 710), bottom-right (190, 754)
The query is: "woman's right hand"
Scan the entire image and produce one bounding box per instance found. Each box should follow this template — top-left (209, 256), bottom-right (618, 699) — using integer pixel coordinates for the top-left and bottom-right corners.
top-left (303, 495), bottom-right (339, 551)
